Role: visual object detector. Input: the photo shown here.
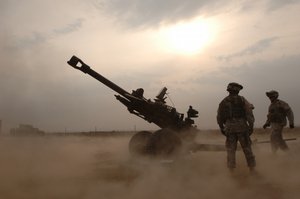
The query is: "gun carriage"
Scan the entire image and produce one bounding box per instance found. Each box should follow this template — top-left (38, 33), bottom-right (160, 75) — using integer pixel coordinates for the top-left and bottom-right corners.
top-left (68, 56), bottom-right (223, 157)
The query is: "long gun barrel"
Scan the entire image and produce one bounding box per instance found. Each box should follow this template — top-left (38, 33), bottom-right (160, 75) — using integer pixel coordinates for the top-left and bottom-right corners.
top-left (67, 55), bottom-right (130, 98)
top-left (67, 55), bottom-right (199, 132)
top-left (253, 137), bottom-right (297, 144)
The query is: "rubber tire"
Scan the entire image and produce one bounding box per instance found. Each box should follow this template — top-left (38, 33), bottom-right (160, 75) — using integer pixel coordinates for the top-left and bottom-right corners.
top-left (129, 131), bottom-right (153, 156)
top-left (148, 128), bottom-right (182, 158)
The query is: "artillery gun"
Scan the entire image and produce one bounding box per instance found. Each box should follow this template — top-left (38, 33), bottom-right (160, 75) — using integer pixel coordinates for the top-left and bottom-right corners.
top-left (67, 56), bottom-right (224, 157)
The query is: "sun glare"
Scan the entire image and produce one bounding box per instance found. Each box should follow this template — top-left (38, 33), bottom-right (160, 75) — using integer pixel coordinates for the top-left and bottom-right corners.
top-left (158, 18), bottom-right (217, 55)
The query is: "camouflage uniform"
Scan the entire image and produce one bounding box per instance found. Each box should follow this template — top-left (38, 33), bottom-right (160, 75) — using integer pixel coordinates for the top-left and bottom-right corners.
top-left (263, 90), bottom-right (294, 153)
top-left (217, 83), bottom-right (256, 170)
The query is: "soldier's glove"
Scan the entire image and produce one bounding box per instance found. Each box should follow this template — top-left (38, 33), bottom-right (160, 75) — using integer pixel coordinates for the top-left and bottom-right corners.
top-left (218, 124), bottom-right (226, 136)
top-left (290, 124), bottom-right (295, 129)
top-left (220, 128), bottom-right (227, 136)
top-left (248, 126), bottom-right (254, 135)
top-left (263, 123), bottom-right (270, 129)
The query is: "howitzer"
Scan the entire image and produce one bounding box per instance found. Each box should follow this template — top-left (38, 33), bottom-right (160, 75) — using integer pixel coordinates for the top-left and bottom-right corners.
top-left (67, 56), bottom-right (221, 157)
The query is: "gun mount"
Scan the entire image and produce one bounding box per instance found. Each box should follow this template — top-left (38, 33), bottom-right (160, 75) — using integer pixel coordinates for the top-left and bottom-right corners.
top-left (68, 56), bottom-right (221, 157)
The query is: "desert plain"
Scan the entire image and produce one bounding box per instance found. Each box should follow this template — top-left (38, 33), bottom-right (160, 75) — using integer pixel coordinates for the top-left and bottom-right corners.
top-left (0, 128), bottom-right (299, 199)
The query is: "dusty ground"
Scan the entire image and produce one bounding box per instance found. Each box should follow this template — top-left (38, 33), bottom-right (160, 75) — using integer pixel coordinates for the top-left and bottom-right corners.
top-left (0, 128), bottom-right (299, 199)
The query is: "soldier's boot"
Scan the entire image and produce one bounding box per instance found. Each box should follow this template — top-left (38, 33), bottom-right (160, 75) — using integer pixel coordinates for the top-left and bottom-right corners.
top-left (227, 150), bottom-right (236, 168)
top-left (280, 141), bottom-right (289, 151)
top-left (271, 135), bottom-right (280, 153)
top-left (228, 167), bottom-right (235, 173)
top-left (249, 167), bottom-right (256, 176)
top-left (245, 152), bottom-right (256, 168)
top-left (249, 167), bottom-right (261, 178)
top-left (249, 166), bottom-right (255, 172)
top-left (271, 145), bottom-right (278, 154)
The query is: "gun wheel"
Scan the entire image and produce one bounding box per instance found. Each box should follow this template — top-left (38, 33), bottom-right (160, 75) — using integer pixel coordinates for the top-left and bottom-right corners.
top-left (148, 128), bottom-right (182, 158)
top-left (129, 131), bottom-right (153, 156)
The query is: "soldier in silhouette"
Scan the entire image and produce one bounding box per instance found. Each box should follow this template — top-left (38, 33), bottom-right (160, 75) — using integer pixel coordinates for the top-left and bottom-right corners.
top-left (263, 90), bottom-right (294, 153)
top-left (217, 82), bottom-right (256, 172)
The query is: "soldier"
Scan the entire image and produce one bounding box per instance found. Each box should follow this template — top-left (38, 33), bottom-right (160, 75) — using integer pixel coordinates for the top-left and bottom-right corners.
top-left (263, 90), bottom-right (294, 153)
top-left (217, 82), bottom-right (256, 172)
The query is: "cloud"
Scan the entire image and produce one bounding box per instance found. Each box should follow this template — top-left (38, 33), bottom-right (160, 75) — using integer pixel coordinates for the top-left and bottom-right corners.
top-left (0, 1), bottom-right (87, 50)
top-left (97, 0), bottom-right (233, 28)
top-left (53, 18), bottom-right (84, 35)
top-left (13, 32), bottom-right (48, 49)
top-left (5, 18), bottom-right (84, 50)
top-left (97, 0), bottom-right (300, 30)
top-left (217, 37), bottom-right (279, 62)
top-left (166, 53), bottom-right (300, 129)
top-left (1, 0), bottom-right (300, 132)
top-left (266, 0), bottom-right (300, 11)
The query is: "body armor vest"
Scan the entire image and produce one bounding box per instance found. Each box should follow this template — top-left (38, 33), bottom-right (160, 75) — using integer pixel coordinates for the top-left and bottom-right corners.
top-left (269, 105), bottom-right (286, 123)
top-left (222, 96), bottom-right (246, 120)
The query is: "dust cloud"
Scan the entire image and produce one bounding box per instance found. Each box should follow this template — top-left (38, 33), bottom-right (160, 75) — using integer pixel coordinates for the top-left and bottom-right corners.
top-left (0, 131), bottom-right (299, 199)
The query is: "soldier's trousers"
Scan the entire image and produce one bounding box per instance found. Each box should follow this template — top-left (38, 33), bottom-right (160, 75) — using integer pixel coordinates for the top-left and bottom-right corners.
top-left (226, 132), bottom-right (256, 169)
top-left (270, 123), bottom-right (289, 153)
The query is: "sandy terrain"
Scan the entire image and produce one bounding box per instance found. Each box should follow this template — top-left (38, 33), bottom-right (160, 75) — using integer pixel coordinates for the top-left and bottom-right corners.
top-left (0, 128), bottom-right (299, 199)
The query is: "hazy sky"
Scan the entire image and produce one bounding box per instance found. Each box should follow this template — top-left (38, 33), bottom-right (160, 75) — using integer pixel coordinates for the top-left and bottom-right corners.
top-left (1, 0), bottom-right (300, 132)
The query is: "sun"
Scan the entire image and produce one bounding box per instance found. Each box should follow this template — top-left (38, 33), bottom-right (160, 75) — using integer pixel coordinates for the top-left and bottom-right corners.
top-left (157, 18), bottom-right (217, 55)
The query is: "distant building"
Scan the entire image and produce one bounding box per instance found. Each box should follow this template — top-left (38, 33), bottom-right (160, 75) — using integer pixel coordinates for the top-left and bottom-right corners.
top-left (10, 124), bottom-right (45, 136)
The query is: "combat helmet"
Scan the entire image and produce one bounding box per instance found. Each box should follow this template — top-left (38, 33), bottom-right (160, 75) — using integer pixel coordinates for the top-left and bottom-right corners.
top-left (227, 82), bottom-right (243, 92)
top-left (266, 90), bottom-right (279, 98)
